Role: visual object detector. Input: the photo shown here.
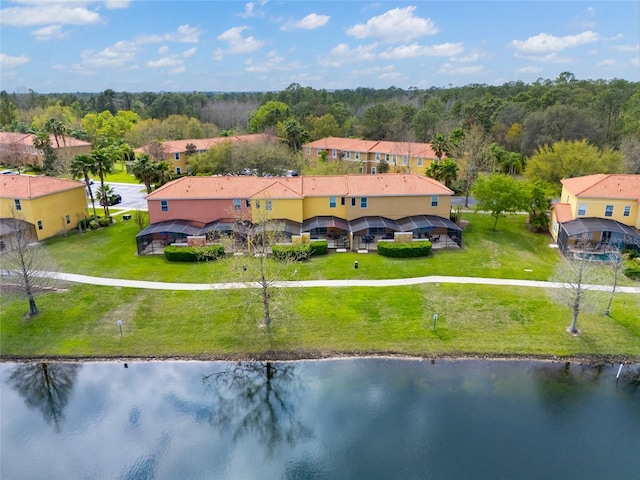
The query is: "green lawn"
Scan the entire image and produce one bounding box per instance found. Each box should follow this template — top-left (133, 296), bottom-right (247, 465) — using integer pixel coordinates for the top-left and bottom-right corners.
top-left (2, 211), bottom-right (639, 360)
top-left (1, 284), bottom-right (638, 359)
top-left (44, 212), bottom-right (562, 282)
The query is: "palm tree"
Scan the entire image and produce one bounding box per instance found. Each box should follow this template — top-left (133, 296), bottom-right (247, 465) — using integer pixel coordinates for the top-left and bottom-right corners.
top-left (91, 148), bottom-right (115, 217)
top-left (44, 117), bottom-right (67, 149)
top-left (70, 154), bottom-right (98, 219)
top-left (431, 133), bottom-right (448, 162)
top-left (131, 153), bottom-right (156, 194)
top-left (32, 131), bottom-right (57, 175)
top-left (438, 158), bottom-right (458, 188)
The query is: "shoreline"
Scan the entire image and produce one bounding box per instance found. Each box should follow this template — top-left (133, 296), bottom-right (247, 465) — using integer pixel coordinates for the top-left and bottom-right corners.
top-left (2, 351), bottom-right (638, 365)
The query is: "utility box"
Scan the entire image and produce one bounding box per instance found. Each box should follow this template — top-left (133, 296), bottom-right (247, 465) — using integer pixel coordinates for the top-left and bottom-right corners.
top-left (187, 236), bottom-right (206, 247)
top-left (394, 232), bottom-right (413, 243)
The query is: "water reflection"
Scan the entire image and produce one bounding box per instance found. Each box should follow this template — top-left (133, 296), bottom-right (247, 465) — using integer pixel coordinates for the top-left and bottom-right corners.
top-left (118, 432), bottom-right (170, 480)
top-left (203, 361), bottom-right (312, 457)
top-left (6, 362), bottom-right (81, 432)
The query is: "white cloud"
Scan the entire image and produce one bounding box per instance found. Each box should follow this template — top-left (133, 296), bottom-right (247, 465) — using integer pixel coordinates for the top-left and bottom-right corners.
top-left (245, 50), bottom-right (300, 73)
top-left (318, 43), bottom-right (378, 67)
top-left (104, 1), bottom-right (131, 8)
top-left (597, 59), bottom-right (616, 67)
top-left (71, 40), bottom-right (138, 72)
top-left (510, 31), bottom-right (599, 53)
top-left (32, 24), bottom-right (69, 41)
top-left (516, 66), bottom-right (543, 74)
top-left (159, 46), bottom-right (169, 54)
top-left (379, 42), bottom-right (464, 59)
top-left (631, 57), bottom-right (640, 67)
top-left (437, 64), bottom-right (486, 75)
top-left (146, 48), bottom-right (197, 68)
top-left (347, 6), bottom-right (438, 44)
top-left (281, 13), bottom-right (330, 31)
top-left (0, 4), bottom-right (101, 27)
top-left (514, 52), bottom-right (572, 64)
top-left (217, 26), bottom-right (265, 54)
top-left (450, 52), bottom-right (486, 63)
top-left (182, 47), bottom-right (197, 58)
top-left (137, 24), bottom-right (202, 44)
top-left (0, 53), bottom-right (30, 68)
top-left (240, 1), bottom-right (267, 19)
top-left (614, 44), bottom-right (639, 52)
top-left (169, 66), bottom-right (185, 74)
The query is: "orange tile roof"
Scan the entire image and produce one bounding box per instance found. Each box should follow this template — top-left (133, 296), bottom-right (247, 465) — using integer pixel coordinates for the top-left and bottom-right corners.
top-left (0, 132), bottom-right (91, 149)
top-left (134, 134), bottom-right (276, 154)
top-left (0, 174), bottom-right (85, 199)
top-left (303, 137), bottom-right (438, 158)
top-left (561, 174), bottom-right (640, 202)
top-left (553, 203), bottom-right (574, 223)
top-left (147, 174), bottom-right (452, 200)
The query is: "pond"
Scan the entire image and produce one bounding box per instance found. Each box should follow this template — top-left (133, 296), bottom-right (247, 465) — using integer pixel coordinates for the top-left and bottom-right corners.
top-left (1, 359), bottom-right (639, 479)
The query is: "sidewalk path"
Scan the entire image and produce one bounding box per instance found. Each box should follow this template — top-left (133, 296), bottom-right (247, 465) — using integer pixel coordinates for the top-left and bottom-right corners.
top-left (49, 272), bottom-right (640, 294)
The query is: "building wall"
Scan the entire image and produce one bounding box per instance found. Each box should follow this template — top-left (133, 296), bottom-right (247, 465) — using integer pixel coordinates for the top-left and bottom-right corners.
top-left (148, 198), bottom-right (240, 224)
top-left (251, 198), bottom-right (304, 223)
top-left (303, 196), bottom-right (349, 219)
top-left (344, 195), bottom-right (450, 220)
top-left (168, 152), bottom-right (189, 175)
top-left (561, 183), bottom-right (640, 228)
top-left (0, 187), bottom-right (88, 240)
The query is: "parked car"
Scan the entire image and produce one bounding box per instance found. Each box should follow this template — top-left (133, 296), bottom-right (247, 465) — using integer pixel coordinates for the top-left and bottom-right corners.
top-left (1, 169), bottom-right (17, 175)
top-left (100, 193), bottom-right (122, 206)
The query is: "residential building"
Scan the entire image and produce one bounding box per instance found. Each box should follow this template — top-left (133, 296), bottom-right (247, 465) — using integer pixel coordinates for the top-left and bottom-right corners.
top-left (0, 174), bottom-right (88, 242)
top-left (550, 174), bottom-right (640, 255)
top-left (137, 174), bottom-right (461, 254)
top-left (134, 134), bottom-right (276, 175)
top-left (302, 137), bottom-right (439, 174)
top-left (0, 132), bottom-right (92, 169)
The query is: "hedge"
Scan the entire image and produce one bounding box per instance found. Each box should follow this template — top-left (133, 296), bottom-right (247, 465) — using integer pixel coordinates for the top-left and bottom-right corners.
top-left (623, 257), bottom-right (640, 280)
top-left (272, 244), bottom-right (311, 261)
top-left (377, 240), bottom-right (432, 258)
top-left (164, 244), bottom-right (225, 262)
top-left (309, 240), bottom-right (328, 256)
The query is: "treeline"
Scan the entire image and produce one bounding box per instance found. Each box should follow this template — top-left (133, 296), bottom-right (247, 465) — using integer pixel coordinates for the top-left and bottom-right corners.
top-left (1, 72), bottom-right (637, 151)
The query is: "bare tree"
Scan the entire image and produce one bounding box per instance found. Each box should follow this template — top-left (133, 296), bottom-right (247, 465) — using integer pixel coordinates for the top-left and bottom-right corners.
top-left (548, 246), bottom-right (603, 335)
top-left (456, 125), bottom-right (491, 207)
top-left (0, 211), bottom-right (57, 317)
top-left (604, 249), bottom-right (624, 317)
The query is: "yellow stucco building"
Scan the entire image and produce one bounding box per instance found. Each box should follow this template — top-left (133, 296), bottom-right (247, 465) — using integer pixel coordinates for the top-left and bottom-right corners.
top-left (0, 175), bottom-right (89, 242)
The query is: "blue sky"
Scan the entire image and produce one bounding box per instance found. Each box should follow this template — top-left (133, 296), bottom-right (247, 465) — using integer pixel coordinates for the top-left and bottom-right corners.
top-left (1, 1), bottom-right (638, 93)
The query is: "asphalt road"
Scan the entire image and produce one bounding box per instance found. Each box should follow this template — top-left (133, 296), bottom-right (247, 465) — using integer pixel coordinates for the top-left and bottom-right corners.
top-left (88, 182), bottom-right (149, 211)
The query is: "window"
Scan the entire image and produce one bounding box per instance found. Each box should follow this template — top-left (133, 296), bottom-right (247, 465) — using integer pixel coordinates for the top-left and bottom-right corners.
top-left (306, 147), bottom-right (311, 155)
top-left (317, 148), bottom-right (322, 156)
top-left (329, 196), bottom-right (336, 208)
top-left (174, 153), bottom-right (180, 160)
top-left (361, 197), bottom-right (368, 208)
top-left (351, 198), bottom-right (356, 206)
top-left (255, 200), bottom-right (261, 209)
top-left (37, 220), bottom-right (43, 230)
top-left (385, 154), bottom-right (390, 161)
top-left (417, 157), bottom-right (423, 166)
top-left (332, 149), bottom-right (337, 158)
top-left (65, 215), bottom-right (70, 224)
top-left (176, 167), bottom-right (181, 174)
top-left (375, 153), bottom-right (381, 161)
top-left (577, 204), bottom-right (587, 216)
top-left (402, 155), bottom-right (408, 165)
top-left (245, 199), bottom-right (251, 208)
top-left (186, 166), bottom-right (191, 174)
top-left (553, 221), bottom-right (557, 233)
top-left (161, 200), bottom-right (168, 212)
top-left (346, 151), bottom-right (351, 159)
top-left (604, 205), bottom-right (613, 217)
top-left (623, 206), bottom-right (631, 217)
top-left (233, 198), bottom-right (242, 210)
top-left (14, 199), bottom-right (21, 211)
top-left (355, 152), bottom-right (360, 160)
top-left (431, 195), bottom-right (438, 207)
top-left (341, 197), bottom-right (345, 206)
top-left (371, 167), bottom-right (377, 174)
top-left (392, 156), bottom-right (397, 166)
top-left (265, 199), bottom-right (272, 211)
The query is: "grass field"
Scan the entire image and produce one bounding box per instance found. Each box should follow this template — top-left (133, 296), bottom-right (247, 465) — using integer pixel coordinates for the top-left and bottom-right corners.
top-left (2, 211), bottom-right (639, 360)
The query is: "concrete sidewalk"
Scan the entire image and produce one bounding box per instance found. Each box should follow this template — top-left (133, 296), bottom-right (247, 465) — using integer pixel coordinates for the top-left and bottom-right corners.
top-left (48, 271), bottom-right (640, 294)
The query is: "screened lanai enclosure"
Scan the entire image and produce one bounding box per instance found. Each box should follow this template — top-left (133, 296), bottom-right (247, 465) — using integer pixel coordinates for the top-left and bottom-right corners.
top-left (556, 218), bottom-right (640, 259)
top-left (137, 215), bottom-right (463, 255)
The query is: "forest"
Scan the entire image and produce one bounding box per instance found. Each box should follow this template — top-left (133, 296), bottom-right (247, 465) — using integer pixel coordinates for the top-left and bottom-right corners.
top-left (1, 72), bottom-right (638, 183)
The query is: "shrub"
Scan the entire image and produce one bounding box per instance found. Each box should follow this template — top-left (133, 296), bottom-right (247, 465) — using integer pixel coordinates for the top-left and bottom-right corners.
top-left (623, 257), bottom-right (640, 280)
top-left (528, 213), bottom-right (549, 233)
top-left (98, 216), bottom-right (112, 227)
top-left (164, 244), bottom-right (224, 262)
top-left (309, 240), bottom-right (328, 256)
top-left (272, 244), bottom-right (311, 261)
top-left (377, 240), bottom-right (432, 258)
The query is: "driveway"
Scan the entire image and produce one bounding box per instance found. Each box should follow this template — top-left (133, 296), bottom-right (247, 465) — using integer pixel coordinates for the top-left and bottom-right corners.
top-left (88, 182), bottom-right (149, 211)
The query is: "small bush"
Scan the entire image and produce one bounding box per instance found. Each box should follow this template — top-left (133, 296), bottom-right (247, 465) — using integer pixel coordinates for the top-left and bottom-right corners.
top-left (272, 244), bottom-right (311, 261)
top-left (310, 240), bottom-right (328, 256)
top-left (377, 240), bottom-right (432, 258)
top-left (98, 217), bottom-right (113, 227)
top-left (164, 244), bottom-right (224, 262)
top-left (623, 257), bottom-right (640, 280)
